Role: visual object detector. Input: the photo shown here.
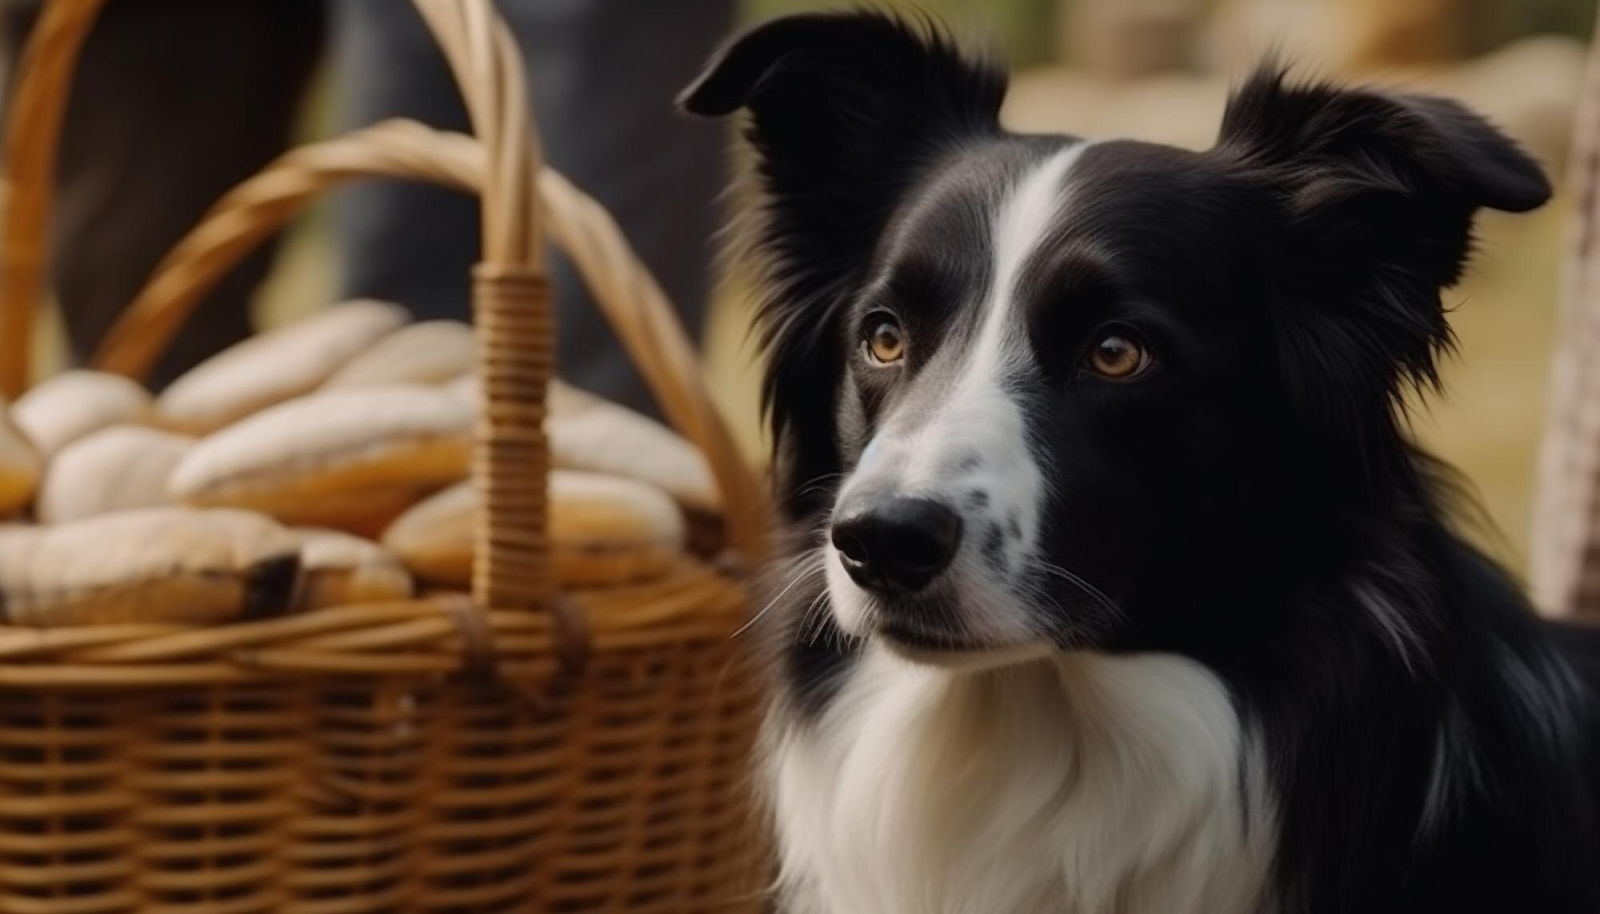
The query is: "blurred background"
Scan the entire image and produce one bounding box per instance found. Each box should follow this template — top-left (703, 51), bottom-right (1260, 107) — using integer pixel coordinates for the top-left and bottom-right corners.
top-left (22, 0), bottom-right (1597, 577)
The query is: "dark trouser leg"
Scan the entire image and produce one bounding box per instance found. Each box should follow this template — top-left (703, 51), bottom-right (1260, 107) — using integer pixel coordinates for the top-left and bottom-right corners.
top-left (0, 0), bottom-right (323, 387)
top-left (333, 0), bottom-right (732, 417)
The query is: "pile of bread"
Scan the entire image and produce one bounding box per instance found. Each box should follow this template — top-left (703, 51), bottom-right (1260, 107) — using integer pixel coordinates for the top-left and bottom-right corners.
top-left (0, 300), bottom-right (721, 627)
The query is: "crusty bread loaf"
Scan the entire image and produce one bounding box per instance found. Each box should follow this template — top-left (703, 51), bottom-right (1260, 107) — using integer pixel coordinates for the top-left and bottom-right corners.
top-left (445, 376), bottom-right (722, 516)
top-left (322, 320), bottom-right (476, 390)
top-left (382, 470), bottom-right (686, 587)
top-left (0, 405), bottom-right (40, 516)
top-left (293, 528), bottom-right (413, 610)
top-left (12, 370), bottom-right (151, 456)
top-left (37, 425), bottom-right (193, 523)
top-left (158, 299), bottom-right (408, 433)
top-left (170, 384), bottom-right (470, 535)
top-left (0, 507), bottom-right (300, 626)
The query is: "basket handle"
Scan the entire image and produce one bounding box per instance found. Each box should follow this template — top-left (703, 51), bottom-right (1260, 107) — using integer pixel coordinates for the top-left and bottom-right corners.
top-left (0, 0), bottom-right (106, 399)
top-left (401, 0), bottom-right (556, 614)
top-left (1, 0), bottom-right (770, 613)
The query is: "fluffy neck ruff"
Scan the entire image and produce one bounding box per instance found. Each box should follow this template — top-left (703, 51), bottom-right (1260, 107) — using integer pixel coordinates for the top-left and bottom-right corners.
top-left (767, 646), bottom-right (1276, 914)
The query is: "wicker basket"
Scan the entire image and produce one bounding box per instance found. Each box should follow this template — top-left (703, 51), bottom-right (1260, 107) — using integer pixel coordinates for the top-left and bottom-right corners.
top-left (0, 1), bottom-right (772, 911)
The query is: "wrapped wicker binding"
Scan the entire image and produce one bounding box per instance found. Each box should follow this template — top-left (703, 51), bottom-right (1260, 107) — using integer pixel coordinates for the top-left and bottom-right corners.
top-left (0, 1), bottom-right (771, 911)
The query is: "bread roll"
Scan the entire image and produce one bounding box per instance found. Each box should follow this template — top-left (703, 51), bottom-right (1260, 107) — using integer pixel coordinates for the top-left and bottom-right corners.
top-left (0, 405), bottom-right (40, 516)
top-left (37, 425), bottom-right (193, 523)
top-left (382, 470), bottom-right (686, 588)
top-left (12, 370), bottom-right (151, 456)
top-left (322, 320), bottom-right (476, 389)
top-left (293, 528), bottom-right (413, 610)
top-left (547, 381), bottom-right (721, 515)
top-left (448, 376), bottom-right (721, 515)
top-left (170, 385), bottom-right (470, 535)
top-left (158, 299), bottom-right (408, 433)
top-left (0, 507), bottom-right (300, 626)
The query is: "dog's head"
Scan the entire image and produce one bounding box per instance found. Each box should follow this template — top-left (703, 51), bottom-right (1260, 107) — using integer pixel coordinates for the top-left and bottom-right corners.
top-left (682, 13), bottom-right (1549, 667)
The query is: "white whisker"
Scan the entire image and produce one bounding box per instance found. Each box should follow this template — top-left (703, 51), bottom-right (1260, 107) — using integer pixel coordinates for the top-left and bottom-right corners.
top-left (735, 553), bottom-right (827, 640)
top-left (1036, 559), bottom-right (1124, 624)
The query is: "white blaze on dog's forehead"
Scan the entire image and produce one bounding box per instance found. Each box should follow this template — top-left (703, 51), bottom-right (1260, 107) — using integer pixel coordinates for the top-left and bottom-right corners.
top-left (828, 143), bottom-right (1094, 646)
top-left (889, 143), bottom-right (1089, 464)
top-left (901, 144), bottom-right (1087, 499)
top-left (987, 144), bottom-right (1088, 331)
top-left (931, 144), bottom-right (1086, 427)
top-left (840, 141), bottom-right (1088, 494)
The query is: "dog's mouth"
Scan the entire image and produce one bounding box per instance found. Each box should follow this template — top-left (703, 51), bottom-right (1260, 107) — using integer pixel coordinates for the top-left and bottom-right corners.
top-left (874, 618), bottom-right (1052, 671)
top-left (875, 618), bottom-right (981, 652)
top-left (823, 541), bottom-right (1060, 668)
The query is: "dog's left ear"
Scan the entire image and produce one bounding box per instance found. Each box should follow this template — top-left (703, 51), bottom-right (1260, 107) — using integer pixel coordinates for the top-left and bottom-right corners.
top-left (1219, 64), bottom-right (1549, 292)
top-left (1219, 65), bottom-right (1550, 493)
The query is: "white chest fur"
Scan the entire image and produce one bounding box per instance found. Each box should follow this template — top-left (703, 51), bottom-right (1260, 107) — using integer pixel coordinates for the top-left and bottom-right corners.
top-left (768, 649), bottom-right (1276, 914)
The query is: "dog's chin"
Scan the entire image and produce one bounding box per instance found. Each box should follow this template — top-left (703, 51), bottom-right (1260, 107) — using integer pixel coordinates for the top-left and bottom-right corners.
top-left (877, 631), bottom-right (1054, 672)
top-left (868, 615), bottom-right (1052, 671)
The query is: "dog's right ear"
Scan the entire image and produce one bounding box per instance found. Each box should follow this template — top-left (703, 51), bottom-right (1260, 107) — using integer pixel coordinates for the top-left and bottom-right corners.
top-left (680, 13), bottom-right (1003, 523)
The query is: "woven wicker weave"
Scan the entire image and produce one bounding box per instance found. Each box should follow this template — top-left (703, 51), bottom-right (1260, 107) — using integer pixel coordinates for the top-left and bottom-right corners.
top-left (0, 1), bottom-right (772, 911)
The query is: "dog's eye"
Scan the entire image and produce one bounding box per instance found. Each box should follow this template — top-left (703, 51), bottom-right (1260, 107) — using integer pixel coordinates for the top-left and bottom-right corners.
top-left (1086, 331), bottom-right (1151, 380)
top-left (865, 317), bottom-right (906, 365)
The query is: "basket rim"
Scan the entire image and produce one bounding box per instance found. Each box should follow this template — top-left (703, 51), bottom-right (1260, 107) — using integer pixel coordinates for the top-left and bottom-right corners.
top-left (0, 560), bottom-right (749, 689)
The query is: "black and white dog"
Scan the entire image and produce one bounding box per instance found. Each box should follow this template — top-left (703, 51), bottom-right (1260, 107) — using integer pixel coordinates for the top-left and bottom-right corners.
top-left (681, 12), bottom-right (1600, 913)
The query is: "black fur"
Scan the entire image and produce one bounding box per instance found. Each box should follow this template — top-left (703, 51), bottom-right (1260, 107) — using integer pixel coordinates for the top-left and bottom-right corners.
top-left (681, 10), bottom-right (1005, 522)
top-left (685, 12), bottom-right (1600, 912)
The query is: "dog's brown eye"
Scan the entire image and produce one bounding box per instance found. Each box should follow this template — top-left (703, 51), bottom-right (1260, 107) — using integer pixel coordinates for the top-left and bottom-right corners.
top-left (1087, 332), bottom-right (1151, 380)
top-left (866, 318), bottom-right (906, 365)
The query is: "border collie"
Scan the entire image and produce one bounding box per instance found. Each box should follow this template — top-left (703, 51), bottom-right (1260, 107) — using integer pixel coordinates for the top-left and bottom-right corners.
top-left (681, 12), bottom-right (1600, 913)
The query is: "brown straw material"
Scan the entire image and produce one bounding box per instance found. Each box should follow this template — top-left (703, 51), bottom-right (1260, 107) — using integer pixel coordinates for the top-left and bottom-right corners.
top-left (0, 0), bottom-right (771, 909)
top-left (0, 569), bottom-right (739, 685)
top-left (91, 120), bottom-right (769, 559)
top-left (0, 563), bottom-right (767, 912)
top-left (408, 0), bottom-right (551, 620)
top-left (471, 268), bottom-right (556, 612)
top-left (0, 0), bottom-right (106, 397)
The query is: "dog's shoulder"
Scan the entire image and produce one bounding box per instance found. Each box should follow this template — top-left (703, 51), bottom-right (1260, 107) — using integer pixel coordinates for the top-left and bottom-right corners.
top-left (1306, 535), bottom-right (1600, 912)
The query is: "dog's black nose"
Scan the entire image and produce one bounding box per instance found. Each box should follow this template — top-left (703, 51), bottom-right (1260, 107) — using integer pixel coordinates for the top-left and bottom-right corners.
top-left (831, 497), bottom-right (963, 592)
